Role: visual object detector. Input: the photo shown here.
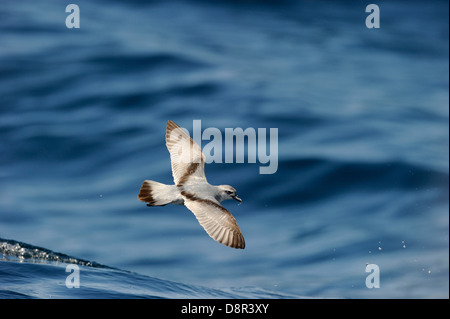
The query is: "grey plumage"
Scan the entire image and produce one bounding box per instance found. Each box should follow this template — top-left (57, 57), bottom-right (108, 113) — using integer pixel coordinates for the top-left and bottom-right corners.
top-left (138, 121), bottom-right (245, 249)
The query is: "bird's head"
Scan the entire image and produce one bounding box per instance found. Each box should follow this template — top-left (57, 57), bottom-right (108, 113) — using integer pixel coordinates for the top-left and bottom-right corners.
top-left (217, 185), bottom-right (242, 204)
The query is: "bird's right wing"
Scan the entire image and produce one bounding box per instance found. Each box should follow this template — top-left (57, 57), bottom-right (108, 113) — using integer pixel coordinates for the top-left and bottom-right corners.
top-left (181, 191), bottom-right (245, 249)
top-left (166, 120), bottom-right (206, 186)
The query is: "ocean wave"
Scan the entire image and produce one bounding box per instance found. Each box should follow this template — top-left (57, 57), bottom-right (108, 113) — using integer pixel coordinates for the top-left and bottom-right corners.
top-left (242, 157), bottom-right (449, 207)
top-left (0, 237), bottom-right (298, 299)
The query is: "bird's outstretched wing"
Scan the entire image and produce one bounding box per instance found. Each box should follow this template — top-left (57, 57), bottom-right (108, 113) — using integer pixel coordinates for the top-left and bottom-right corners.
top-left (166, 120), bottom-right (206, 186)
top-left (181, 191), bottom-right (245, 249)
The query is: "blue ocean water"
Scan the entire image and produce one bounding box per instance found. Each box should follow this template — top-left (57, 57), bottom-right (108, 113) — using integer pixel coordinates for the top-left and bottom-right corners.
top-left (0, 0), bottom-right (448, 298)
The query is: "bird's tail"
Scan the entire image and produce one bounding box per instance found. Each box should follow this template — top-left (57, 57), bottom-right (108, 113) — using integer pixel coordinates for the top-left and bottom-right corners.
top-left (138, 180), bottom-right (176, 206)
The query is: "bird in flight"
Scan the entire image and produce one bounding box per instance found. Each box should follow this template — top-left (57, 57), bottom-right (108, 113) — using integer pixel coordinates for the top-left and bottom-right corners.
top-left (138, 120), bottom-right (245, 249)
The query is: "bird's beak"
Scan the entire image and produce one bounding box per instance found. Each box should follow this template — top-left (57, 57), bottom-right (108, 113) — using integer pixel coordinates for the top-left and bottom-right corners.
top-left (232, 195), bottom-right (242, 203)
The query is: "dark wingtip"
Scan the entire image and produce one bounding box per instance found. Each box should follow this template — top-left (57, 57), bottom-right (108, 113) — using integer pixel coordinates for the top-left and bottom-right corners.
top-left (233, 234), bottom-right (245, 249)
top-left (166, 120), bottom-right (179, 132)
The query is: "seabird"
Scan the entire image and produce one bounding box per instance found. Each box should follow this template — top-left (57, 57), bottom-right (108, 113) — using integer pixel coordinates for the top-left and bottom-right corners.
top-left (138, 120), bottom-right (245, 249)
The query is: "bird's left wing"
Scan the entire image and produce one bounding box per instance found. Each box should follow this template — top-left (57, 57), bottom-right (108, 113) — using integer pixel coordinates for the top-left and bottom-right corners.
top-left (181, 191), bottom-right (245, 249)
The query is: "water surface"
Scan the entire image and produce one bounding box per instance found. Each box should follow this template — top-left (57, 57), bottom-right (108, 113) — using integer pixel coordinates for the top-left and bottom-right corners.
top-left (0, 0), bottom-right (448, 298)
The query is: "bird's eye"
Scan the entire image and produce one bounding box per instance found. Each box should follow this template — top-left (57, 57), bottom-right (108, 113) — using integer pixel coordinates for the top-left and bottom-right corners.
top-left (225, 190), bottom-right (232, 194)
